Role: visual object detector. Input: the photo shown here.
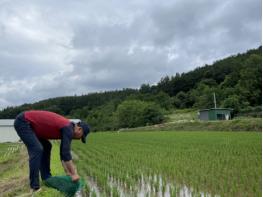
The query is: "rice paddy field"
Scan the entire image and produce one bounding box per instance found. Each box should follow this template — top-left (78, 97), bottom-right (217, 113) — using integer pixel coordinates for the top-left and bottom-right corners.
top-left (0, 131), bottom-right (261, 197)
top-left (72, 131), bottom-right (262, 197)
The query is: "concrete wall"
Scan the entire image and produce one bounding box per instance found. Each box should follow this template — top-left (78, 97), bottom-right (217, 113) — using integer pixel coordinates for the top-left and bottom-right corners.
top-left (199, 111), bottom-right (209, 120)
top-left (0, 120), bottom-right (19, 142)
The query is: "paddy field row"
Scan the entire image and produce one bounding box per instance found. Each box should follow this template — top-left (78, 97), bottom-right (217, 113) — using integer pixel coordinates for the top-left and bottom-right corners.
top-left (72, 131), bottom-right (261, 197)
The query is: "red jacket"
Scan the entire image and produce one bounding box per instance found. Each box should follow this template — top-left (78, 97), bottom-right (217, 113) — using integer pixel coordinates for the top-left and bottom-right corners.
top-left (24, 110), bottom-right (70, 139)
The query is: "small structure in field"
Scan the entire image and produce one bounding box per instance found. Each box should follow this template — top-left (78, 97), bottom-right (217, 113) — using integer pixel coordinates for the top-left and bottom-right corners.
top-left (198, 108), bottom-right (233, 121)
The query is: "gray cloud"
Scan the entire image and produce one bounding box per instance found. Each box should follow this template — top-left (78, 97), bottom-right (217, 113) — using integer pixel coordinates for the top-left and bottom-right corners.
top-left (71, 46), bottom-right (173, 90)
top-left (0, 0), bottom-right (261, 109)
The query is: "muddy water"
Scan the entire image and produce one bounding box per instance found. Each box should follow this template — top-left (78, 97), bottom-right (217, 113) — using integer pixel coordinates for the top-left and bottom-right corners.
top-left (85, 174), bottom-right (220, 197)
top-left (86, 176), bottom-right (101, 196)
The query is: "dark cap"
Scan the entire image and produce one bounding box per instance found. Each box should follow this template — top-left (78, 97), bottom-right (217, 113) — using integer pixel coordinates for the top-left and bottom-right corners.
top-left (79, 121), bottom-right (90, 143)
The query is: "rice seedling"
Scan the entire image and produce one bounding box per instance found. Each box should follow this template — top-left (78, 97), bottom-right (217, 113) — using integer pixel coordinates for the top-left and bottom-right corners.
top-left (72, 131), bottom-right (261, 196)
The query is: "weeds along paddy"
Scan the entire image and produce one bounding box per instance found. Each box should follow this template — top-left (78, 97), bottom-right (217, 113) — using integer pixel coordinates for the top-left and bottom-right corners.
top-left (72, 131), bottom-right (261, 197)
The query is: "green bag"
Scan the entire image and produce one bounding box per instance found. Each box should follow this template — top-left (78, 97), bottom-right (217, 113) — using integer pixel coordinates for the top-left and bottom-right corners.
top-left (44, 175), bottom-right (85, 197)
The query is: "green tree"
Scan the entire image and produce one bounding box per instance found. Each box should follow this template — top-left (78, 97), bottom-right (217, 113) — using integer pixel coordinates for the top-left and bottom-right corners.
top-left (116, 100), bottom-right (164, 128)
top-left (174, 91), bottom-right (187, 108)
top-left (143, 103), bottom-right (165, 125)
top-left (236, 54), bottom-right (262, 106)
top-left (139, 84), bottom-right (152, 94)
top-left (152, 91), bottom-right (172, 110)
top-left (222, 95), bottom-right (241, 113)
top-left (85, 102), bottom-right (118, 131)
top-left (190, 82), bottom-right (218, 109)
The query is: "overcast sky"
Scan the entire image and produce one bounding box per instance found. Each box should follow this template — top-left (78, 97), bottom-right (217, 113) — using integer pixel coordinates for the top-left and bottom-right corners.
top-left (0, 0), bottom-right (261, 109)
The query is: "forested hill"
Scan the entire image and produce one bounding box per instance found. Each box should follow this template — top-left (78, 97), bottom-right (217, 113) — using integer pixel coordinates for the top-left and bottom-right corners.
top-left (155, 46), bottom-right (262, 108)
top-left (157, 47), bottom-right (261, 97)
top-left (0, 46), bottom-right (261, 130)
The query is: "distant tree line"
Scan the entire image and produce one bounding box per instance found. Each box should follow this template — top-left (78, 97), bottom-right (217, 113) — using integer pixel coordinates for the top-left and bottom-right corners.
top-left (0, 46), bottom-right (261, 131)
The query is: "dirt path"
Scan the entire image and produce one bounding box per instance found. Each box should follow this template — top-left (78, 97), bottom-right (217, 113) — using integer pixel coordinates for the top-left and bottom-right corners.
top-left (0, 144), bottom-right (29, 197)
top-left (0, 176), bottom-right (28, 196)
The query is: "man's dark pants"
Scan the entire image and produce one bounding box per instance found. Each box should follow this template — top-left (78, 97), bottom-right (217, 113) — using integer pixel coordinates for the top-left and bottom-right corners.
top-left (14, 113), bottom-right (52, 189)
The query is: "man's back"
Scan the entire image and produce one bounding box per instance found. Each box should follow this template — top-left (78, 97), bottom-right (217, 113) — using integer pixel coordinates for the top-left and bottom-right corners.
top-left (24, 110), bottom-right (70, 139)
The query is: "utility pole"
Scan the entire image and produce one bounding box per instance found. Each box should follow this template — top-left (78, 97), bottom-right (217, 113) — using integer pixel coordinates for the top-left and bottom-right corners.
top-left (213, 92), bottom-right (217, 109)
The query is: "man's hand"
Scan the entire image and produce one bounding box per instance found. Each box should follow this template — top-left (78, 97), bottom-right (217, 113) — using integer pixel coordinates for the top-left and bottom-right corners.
top-left (61, 161), bottom-right (71, 176)
top-left (71, 174), bottom-right (80, 182)
top-left (61, 160), bottom-right (80, 182)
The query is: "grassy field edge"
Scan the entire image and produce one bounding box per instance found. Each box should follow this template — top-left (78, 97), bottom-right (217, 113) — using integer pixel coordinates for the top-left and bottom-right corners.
top-left (120, 118), bottom-right (262, 132)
